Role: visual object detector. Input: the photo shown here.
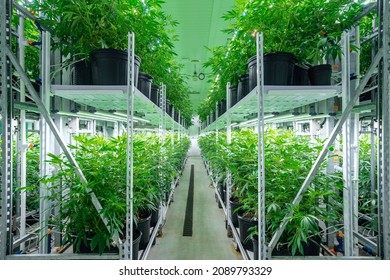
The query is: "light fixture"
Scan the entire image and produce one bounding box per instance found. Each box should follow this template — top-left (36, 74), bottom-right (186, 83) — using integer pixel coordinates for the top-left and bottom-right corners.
top-left (113, 112), bottom-right (150, 123)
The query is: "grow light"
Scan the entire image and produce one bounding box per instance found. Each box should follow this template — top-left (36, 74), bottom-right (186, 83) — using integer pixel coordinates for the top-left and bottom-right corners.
top-left (113, 112), bottom-right (151, 123)
top-left (55, 111), bottom-right (124, 123)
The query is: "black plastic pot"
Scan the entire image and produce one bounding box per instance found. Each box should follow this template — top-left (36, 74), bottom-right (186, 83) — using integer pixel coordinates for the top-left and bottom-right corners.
top-left (73, 60), bottom-right (91, 85)
top-left (229, 85), bottom-right (238, 108)
top-left (75, 229), bottom-right (142, 260)
top-left (174, 111), bottom-right (179, 122)
top-left (271, 235), bottom-right (321, 256)
top-left (166, 100), bottom-right (172, 116)
top-left (237, 214), bottom-right (257, 251)
top-left (150, 206), bottom-right (160, 228)
top-left (210, 111), bottom-right (215, 123)
top-left (132, 229), bottom-right (142, 259)
top-left (137, 72), bottom-right (153, 98)
top-left (217, 184), bottom-right (226, 208)
top-left (252, 235), bottom-right (258, 260)
top-left (230, 198), bottom-right (243, 228)
top-left (247, 56), bottom-right (257, 91)
top-left (150, 84), bottom-right (160, 106)
top-left (218, 99), bottom-right (227, 116)
top-left (136, 210), bottom-right (152, 250)
top-left (308, 64), bottom-right (332, 85)
top-left (237, 74), bottom-right (250, 101)
top-left (293, 64), bottom-right (310, 85)
top-left (90, 49), bottom-right (141, 86)
top-left (248, 52), bottom-right (297, 89)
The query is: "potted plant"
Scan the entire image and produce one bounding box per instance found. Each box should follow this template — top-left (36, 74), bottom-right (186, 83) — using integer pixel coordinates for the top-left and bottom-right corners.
top-left (39, 133), bottom-right (190, 256)
top-left (198, 0), bottom-right (366, 117)
top-left (200, 129), bottom-right (344, 256)
top-left (31, 0), bottom-right (141, 85)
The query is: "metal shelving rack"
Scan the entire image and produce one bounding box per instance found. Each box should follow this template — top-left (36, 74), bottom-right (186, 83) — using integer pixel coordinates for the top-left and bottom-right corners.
top-left (201, 1), bottom-right (390, 260)
top-left (1, 0), bottom-right (185, 260)
top-left (204, 85), bottom-right (341, 131)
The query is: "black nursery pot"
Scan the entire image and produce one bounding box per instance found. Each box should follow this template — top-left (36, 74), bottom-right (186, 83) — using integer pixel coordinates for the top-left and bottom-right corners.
top-left (308, 64), bottom-right (332, 85)
top-left (252, 235), bottom-right (258, 260)
top-left (150, 84), bottom-right (160, 106)
top-left (90, 49), bottom-right (141, 86)
top-left (229, 85), bottom-right (238, 108)
top-left (237, 214), bottom-right (257, 251)
top-left (271, 235), bottom-right (321, 257)
top-left (75, 229), bottom-right (142, 260)
top-left (293, 64), bottom-right (310, 85)
top-left (150, 206), bottom-right (160, 228)
top-left (137, 72), bottom-right (153, 98)
top-left (174, 111), bottom-right (179, 122)
top-left (248, 52), bottom-right (297, 89)
top-left (73, 60), bottom-right (91, 85)
top-left (166, 100), bottom-right (172, 116)
top-left (217, 183), bottom-right (226, 208)
top-left (237, 73), bottom-right (250, 101)
top-left (218, 99), bottom-right (227, 116)
top-left (136, 210), bottom-right (152, 250)
top-left (229, 198), bottom-right (243, 228)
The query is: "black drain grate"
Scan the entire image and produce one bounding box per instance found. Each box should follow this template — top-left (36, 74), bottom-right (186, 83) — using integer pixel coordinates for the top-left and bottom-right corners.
top-left (183, 165), bottom-right (195, 236)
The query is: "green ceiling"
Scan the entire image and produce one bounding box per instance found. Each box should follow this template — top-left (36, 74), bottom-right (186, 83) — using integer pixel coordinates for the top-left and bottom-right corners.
top-left (162, 0), bottom-right (235, 112)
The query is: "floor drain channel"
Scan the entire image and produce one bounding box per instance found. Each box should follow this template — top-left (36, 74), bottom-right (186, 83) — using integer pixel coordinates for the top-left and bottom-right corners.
top-left (183, 164), bottom-right (195, 236)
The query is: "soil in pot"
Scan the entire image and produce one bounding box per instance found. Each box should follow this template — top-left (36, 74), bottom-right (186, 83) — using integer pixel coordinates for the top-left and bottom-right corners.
top-left (73, 60), bottom-right (91, 85)
top-left (230, 85), bottom-right (238, 108)
top-left (150, 84), bottom-right (160, 106)
top-left (237, 73), bottom-right (250, 100)
top-left (248, 52), bottom-right (297, 88)
top-left (308, 64), bottom-right (332, 85)
top-left (237, 213), bottom-right (257, 251)
top-left (293, 64), bottom-right (310, 85)
top-left (90, 49), bottom-right (141, 86)
top-left (230, 197), bottom-right (243, 228)
top-left (136, 210), bottom-right (152, 250)
top-left (137, 72), bottom-right (153, 98)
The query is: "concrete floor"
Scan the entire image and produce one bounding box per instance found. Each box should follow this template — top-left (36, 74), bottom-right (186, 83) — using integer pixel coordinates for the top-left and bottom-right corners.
top-left (147, 138), bottom-right (242, 260)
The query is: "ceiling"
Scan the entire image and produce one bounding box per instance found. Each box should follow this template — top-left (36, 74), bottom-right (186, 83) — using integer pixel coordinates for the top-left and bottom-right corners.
top-left (162, 0), bottom-right (235, 112)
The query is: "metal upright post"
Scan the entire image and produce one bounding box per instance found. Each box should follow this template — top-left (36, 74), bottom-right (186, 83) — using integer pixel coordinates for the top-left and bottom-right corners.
top-left (124, 32), bottom-right (135, 260)
top-left (378, 0), bottom-right (390, 260)
top-left (226, 82), bottom-right (232, 238)
top-left (160, 84), bottom-right (166, 139)
top-left (256, 33), bottom-right (266, 260)
top-left (370, 119), bottom-right (377, 207)
top-left (178, 111), bottom-right (181, 143)
top-left (160, 83), bottom-right (168, 223)
top-left (172, 107), bottom-right (175, 148)
top-left (17, 10), bottom-right (27, 252)
top-left (39, 31), bottom-right (52, 254)
top-left (215, 102), bottom-right (219, 142)
top-left (325, 114), bottom-right (336, 248)
top-left (0, 0), bottom-right (13, 259)
top-left (342, 31), bottom-right (359, 256)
